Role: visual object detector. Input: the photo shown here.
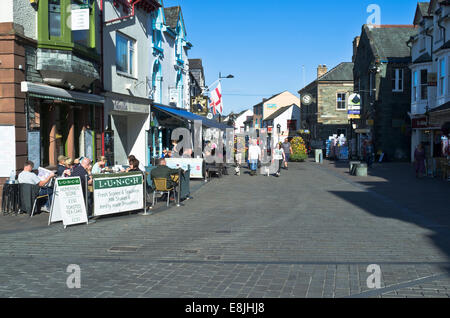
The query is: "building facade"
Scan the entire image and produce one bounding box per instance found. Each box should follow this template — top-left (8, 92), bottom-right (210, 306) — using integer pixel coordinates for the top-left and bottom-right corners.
top-left (298, 63), bottom-right (354, 148)
top-left (353, 24), bottom-right (416, 161)
top-left (263, 104), bottom-right (301, 143)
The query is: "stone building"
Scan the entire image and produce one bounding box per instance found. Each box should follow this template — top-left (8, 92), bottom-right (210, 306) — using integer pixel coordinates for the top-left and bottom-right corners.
top-left (353, 24), bottom-right (417, 161)
top-left (298, 63), bottom-right (354, 147)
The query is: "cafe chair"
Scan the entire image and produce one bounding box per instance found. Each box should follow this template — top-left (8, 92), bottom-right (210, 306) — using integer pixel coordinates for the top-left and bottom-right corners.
top-left (30, 192), bottom-right (50, 218)
top-left (18, 183), bottom-right (41, 216)
top-left (151, 178), bottom-right (175, 207)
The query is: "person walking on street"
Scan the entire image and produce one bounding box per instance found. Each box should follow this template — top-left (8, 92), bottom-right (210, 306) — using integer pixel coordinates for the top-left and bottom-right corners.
top-left (248, 139), bottom-right (261, 176)
top-left (365, 140), bottom-right (374, 168)
top-left (414, 143), bottom-right (426, 178)
top-left (281, 138), bottom-right (293, 170)
top-left (273, 142), bottom-right (285, 177)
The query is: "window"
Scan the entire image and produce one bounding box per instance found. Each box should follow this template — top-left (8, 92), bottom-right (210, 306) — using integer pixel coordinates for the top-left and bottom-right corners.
top-left (337, 93), bottom-right (346, 110)
top-left (420, 69), bottom-right (428, 100)
top-left (49, 0), bottom-right (61, 37)
top-left (38, 0), bottom-right (96, 53)
top-left (287, 120), bottom-right (297, 131)
top-left (419, 35), bottom-right (425, 51)
top-left (116, 33), bottom-right (135, 76)
top-left (439, 58), bottom-right (446, 96)
top-left (412, 71), bottom-right (418, 102)
top-left (392, 68), bottom-right (404, 92)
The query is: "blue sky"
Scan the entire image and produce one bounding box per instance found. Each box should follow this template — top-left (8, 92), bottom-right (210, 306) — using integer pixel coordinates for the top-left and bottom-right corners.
top-left (164, 0), bottom-right (419, 114)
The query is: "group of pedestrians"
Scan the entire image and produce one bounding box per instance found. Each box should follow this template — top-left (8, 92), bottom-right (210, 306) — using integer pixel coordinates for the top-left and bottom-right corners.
top-left (246, 137), bottom-right (293, 177)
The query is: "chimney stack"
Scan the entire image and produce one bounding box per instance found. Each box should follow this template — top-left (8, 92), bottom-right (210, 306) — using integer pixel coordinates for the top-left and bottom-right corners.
top-left (352, 36), bottom-right (360, 63)
top-left (317, 65), bottom-right (328, 78)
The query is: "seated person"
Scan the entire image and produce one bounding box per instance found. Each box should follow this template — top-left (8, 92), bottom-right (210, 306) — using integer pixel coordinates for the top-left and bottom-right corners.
top-left (63, 158), bottom-right (73, 177)
top-left (150, 158), bottom-right (181, 191)
top-left (91, 156), bottom-right (107, 174)
top-left (18, 160), bottom-right (55, 212)
top-left (71, 157), bottom-right (93, 214)
top-left (126, 158), bottom-right (141, 172)
top-left (56, 155), bottom-right (68, 177)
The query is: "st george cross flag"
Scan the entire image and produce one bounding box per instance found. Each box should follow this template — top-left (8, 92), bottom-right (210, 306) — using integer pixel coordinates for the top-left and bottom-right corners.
top-left (209, 81), bottom-right (223, 115)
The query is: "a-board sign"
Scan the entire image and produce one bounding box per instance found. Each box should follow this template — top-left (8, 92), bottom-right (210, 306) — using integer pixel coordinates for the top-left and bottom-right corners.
top-left (49, 177), bottom-right (88, 228)
top-left (93, 172), bottom-right (144, 216)
top-left (165, 158), bottom-right (204, 179)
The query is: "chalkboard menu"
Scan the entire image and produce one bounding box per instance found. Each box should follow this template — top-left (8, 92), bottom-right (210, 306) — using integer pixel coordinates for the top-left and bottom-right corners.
top-left (27, 131), bottom-right (41, 168)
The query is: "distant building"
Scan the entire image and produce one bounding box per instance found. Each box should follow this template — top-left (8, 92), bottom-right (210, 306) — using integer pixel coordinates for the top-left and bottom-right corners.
top-left (353, 24), bottom-right (416, 161)
top-left (263, 105), bottom-right (301, 143)
top-left (189, 58), bottom-right (208, 115)
top-left (298, 63), bottom-right (354, 148)
top-left (251, 91), bottom-right (300, 131)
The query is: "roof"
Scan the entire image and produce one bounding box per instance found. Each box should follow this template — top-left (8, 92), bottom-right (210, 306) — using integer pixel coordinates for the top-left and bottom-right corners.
top-left (318, 62), bottom-right (354, 81)
top-left (413, 52), bottom-right (432, 63)
top-left (365, 25), bottom-right (417, 60)
top-left (263, 105), bottom-right (299, 121)
top-left (188, 59), bottom-right (203, 70)
top-left (416, 2), bottom-right (431, 22)
top-left (429, 101), bottom-right (450, 113)
top-left (164, 6), bottom-right (180, 30)
top-left (252, 92), bottom-right (285, 108)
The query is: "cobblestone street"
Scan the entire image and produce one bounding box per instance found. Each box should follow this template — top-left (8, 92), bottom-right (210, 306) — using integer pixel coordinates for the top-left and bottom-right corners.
top-left (1, 160), bottom-right (450, 298)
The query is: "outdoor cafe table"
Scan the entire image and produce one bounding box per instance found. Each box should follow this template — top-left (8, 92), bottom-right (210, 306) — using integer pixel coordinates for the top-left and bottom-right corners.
top-left (1, 182), bottom-right (19, 214)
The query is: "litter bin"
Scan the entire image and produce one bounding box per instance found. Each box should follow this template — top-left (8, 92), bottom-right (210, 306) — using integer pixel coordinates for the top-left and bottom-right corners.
top-left (315, 149), bottom-right (323, 163)
top-left (349, 161), bottom-right (361, 175)
top-left (355, 163), bottom-right (368, 176)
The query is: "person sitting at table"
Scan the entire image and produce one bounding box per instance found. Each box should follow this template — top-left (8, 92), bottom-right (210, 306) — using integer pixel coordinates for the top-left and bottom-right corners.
top-left (71, 157), bottom-right (93, 215)
top-left (126, 158), bottom-right (141, 172)
top-left (18, 160), bottom-right (55, 212)
top-left (63, 158), bottom-right (73, 177)
top-left (91, 156), bottom-right (107, 174)
top-left (150, 158), bottom-right (181, 196)
top-left (56, 155), bottom-right (68, 177)
top-left (127, 154), bottom-right (145, 171)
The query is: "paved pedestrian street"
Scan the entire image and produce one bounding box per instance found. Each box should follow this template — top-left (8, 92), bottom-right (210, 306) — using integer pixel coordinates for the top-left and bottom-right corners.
top-left (1, 160), bottom-right (450, 298)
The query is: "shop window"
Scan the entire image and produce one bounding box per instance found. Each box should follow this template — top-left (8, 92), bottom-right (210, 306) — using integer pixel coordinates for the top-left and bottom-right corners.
top-left (49, 0), bottom-right (61, 37)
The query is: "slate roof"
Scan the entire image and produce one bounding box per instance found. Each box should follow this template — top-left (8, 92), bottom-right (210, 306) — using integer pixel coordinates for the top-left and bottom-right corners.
top-left (164, 6), bottom-right (180, 30)
top-left (429, 101), bottom-right (450, 113)
top-left (418, 2), bottom-right (431, 17)
top-left (263, 106), bottom-right (293, 121)
top-left (413, 52), bottom-right (432, 63)
top-left (435, 40), bottom-right (450, 53)
top-left (365, 25), bottom-right (417, 59)
top-left (189, 59), bottom-right (203, 70)
top-left (318, 62), bottom-right (354, 81)
top-left (252, 92), bottom-right (285, 108)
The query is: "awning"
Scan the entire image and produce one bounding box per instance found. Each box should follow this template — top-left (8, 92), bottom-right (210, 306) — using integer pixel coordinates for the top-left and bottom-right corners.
top-left (21, 81), bottom-right (105, 105)
top-left (152, 104), bottom-right (230, 131)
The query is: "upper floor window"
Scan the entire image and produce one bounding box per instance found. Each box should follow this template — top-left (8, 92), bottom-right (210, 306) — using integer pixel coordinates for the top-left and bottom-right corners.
top-left (412, 71), bottom-right (418, 102)
top-left (337, 93), bottom-right (346, 110)
top-left (419, 35), bottom-right (425, 51)
top-left (420, 69), bottom-right (428, 100)
top-left (392, 68), bottom-right (404, 92)
top-left (116, 33), bottom-right (136, 76)
top-left (439, 58), bottom-right (446, 96)
top-left (39, 0), bottom-right (96, 52)
top-left (287, 120), bottom-right (297, 131)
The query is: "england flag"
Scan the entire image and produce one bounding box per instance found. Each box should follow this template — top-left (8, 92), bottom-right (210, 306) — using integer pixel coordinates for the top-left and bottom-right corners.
top-left (209, 81), bottom-right (223, 115)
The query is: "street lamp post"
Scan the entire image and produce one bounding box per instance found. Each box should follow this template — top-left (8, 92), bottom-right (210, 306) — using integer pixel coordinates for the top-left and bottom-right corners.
top-left (204, 72), bottom-right (235, 123)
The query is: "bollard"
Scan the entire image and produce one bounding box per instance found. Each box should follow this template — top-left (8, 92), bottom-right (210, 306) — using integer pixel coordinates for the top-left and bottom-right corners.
top-left (349, 161), bottom-right (361, 175)
top-left (355, 163), bottom-right (368, 176)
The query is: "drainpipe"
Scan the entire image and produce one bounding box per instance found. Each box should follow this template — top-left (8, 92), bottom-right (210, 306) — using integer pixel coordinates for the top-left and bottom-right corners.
top-left (104, 0), bottom-right (143, 24)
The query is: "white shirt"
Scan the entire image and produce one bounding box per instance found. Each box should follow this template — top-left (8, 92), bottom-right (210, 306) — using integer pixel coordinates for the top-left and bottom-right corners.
top-left (248, 145), bottom-right (261, 160)
top-left (273, 148), bottom-right (285, 160)
top-left (18, 171), bottom-right (41, 185)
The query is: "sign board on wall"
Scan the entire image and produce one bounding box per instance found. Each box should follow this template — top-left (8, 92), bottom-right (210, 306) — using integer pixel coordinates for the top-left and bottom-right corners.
top-left (49, 177), bottom-right (88, 228)
top-left (0, 125), bottom-right (16, 177)
top-left (93, 172), bottom-right (144, 216)
top-left (348, 93), bottom-right (361, 119)
top-left (71, 5), bottom-right (90, 31)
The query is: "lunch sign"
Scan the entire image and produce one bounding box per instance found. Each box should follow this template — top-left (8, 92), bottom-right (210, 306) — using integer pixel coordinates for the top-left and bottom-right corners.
top-left (93, 172), bottom-right (144, 216)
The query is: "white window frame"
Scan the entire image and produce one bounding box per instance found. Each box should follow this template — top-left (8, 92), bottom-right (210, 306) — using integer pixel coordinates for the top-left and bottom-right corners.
top-left (116, 32), bottom-right (136, 77)
top-left (392, 68), bottom-right (404, 92)
top-left (336, 92), bottom-right (347, 110)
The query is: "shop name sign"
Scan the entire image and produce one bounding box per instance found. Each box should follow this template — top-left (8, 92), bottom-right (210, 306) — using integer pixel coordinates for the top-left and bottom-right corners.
top-left (49, 177), bottom-right (88, 228)
top-left (71, 4), bottom-right (90, 31)
top-left (348, 93), bottom-right (361, 119)
top-left (93, 173), bottom-right (144, 216)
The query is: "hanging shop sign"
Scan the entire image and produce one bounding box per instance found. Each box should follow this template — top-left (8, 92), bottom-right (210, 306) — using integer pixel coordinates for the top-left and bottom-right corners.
top-left (348, 93), bottom-right (361, 119)
top-left (49, 177), bottom-right (88, 228)
top-left (92, 172), bottom-right (144, 216)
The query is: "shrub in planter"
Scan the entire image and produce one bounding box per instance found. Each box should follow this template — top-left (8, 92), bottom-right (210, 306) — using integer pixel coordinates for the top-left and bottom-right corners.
top-left (290, 152), bottom-right (308, 162)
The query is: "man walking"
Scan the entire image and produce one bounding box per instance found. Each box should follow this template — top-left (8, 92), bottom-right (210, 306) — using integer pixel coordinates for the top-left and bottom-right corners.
top-left (248, 139), bottom-right (261, 176)
top-left (281, 138), bottom-right (293, 170)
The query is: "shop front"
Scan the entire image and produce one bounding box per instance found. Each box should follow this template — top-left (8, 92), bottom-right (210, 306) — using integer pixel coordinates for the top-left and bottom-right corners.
top-left (429, 104), bottom-right (450, 159)
top-left (21, 82), bottom-right (104, 167)
top-left (104, 93), bottom-right (151, 168)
